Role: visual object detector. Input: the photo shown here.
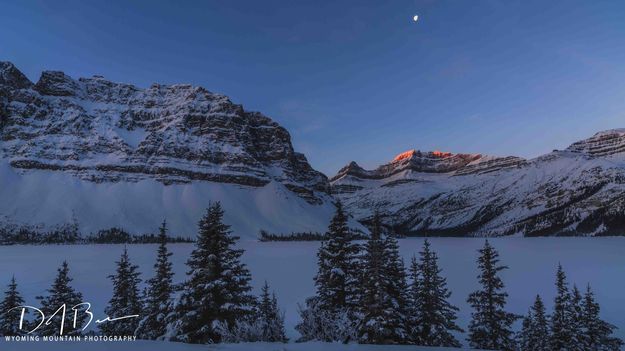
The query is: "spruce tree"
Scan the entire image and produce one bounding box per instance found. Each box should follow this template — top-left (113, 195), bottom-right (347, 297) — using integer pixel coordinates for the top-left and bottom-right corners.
top-left (569, 285), bottom-right (585, 351)
top-left (358, 213), bottom-right (408, 344)
top-left (296, 201), bottom-right (360, 342)
top-left (467, 240), bottom-right (518, 351)
top-left (382, 233), bottom-right (410, 343)
top-left (36, 261), bottom-right (87, 336)
top-left (550, 264), bottom-right (573, 350)
top-left (519, 309), bottom-right (534, 351)
top-left (407, 255), bottom-right (422, 344)
top-left (216, 280), bottom-right (288, 343)
top-left (136, 220), bottom-right (175, 340)
top-left (412, 239), bottom-right (462, 347)
top-left (257, 281), bottom-right (287, 342)
top-left (171, 202), bottom-right (255, 344)
top-left (100, 248), bottom-right (142, 336)
top-left (0, 276), bottom-right (25, 336)
top-left (517, 294), bottom-right (550, 351)
top-left (314, 200), bottom-right (361, 310)
top-left (581, 284), bottom-right (623, 351)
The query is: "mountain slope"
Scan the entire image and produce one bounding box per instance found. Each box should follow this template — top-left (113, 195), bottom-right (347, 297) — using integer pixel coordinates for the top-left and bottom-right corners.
top-left (331, 131), bottom-right (625, 237)
top-left (0, 62), bottom-right (336, 237)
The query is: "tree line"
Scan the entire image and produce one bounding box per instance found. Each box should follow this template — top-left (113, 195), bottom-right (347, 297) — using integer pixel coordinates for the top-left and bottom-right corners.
top-left (0, 201), bottom-right (622, 350)
top-left (0, 203), bottom-right (286, 343)
top-left (295, 202), bottom-right (623, 350)
top-left (0, 222), bottom-right (193, 245)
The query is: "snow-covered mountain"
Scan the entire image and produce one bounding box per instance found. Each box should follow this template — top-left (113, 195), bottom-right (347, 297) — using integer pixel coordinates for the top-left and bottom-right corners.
top-left (331, 131), bottom-right (625, 237)
top-left (0, 61), bottom-right (337, 237)
top-left (3, 60), bottom-right (625, 238)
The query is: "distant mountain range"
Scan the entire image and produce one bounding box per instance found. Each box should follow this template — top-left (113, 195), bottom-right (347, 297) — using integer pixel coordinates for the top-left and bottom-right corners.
top-left (331, 130), bottom-right (625, 236)
top-left (1, 61), bottom-right (624, 237)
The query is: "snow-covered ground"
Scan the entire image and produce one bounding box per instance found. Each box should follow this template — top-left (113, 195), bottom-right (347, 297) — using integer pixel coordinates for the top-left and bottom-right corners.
top-left (0, 237), bottom-right (623, 349)
top-left (0, 161), bottom-right (341, 237)
top-left (0, 340), bottom-right (473, 351)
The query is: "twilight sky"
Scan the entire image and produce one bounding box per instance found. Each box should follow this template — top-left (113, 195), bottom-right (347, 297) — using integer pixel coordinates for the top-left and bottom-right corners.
top-left (2, 0), bottom-right (625, 175)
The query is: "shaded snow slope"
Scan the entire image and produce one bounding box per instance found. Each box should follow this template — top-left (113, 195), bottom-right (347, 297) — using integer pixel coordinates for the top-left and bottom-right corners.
top-left (0, 161), bottom-right (339, 237)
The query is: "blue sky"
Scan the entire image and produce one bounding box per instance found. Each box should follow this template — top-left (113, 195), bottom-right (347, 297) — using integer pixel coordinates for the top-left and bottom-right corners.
top-left (2, 0), bottom-right (625, 175)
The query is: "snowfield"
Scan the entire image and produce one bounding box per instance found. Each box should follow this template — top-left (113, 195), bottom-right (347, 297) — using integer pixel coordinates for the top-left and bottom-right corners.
top-left (0, 161), bottom-right (343, 237)
top-left (0, 238), bottom-right (623, 350)
top-left (0, 340), bottom-right (476, 351)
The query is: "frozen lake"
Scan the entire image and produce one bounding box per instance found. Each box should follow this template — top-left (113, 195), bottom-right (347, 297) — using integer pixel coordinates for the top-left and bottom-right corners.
top-left (0, 237), bottom-right (623, 344)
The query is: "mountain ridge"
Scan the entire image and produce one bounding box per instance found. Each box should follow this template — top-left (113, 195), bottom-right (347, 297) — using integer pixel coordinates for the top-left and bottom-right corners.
top-left (331, 129), bottom-right (625, 236)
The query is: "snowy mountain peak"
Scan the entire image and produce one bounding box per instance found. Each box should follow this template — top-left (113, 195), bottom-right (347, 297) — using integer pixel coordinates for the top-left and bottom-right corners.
top-left (0, 61), bottom-right (32, 89)
top-left (392, 149), bottom-right (418, 162)
top-left (566, 128), bottom-right (625, 157)
top-left (392, 149), bottom-right (453, 162)
top-left (332, 149), bottom-right (492, 183)
top-left (34, 70), bottom-right (81, 96)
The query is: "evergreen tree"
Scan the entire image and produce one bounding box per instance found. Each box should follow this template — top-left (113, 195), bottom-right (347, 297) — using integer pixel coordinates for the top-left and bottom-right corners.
top-left (407, 255), bottom-right (422, 344)
top-left (383, 233), bottom-right (410, 342)
top-left (100, 248), bottom-right (142, 336)
top-left (0, 276), bottom-right (25, 336)
top-left (295, 297), bottom-right (357, 343)
top-left (36, 261), bottom-right (87, 336)
top-left (517, 294), bottom-right (550, 351)
top-left (411, 240), bottom-right (462, 347)
top-left (216, 281), bottom-right (288, 343)
top-left (358, 213), bottom-right (408, 344)
top-left (314, 200), bottom-right (361, 311)
top-left (550, 264), bottom-right (574, 350)
top-left (295, 201), bottom-right (361, 342)
top-left (255, 281), bottom-right (288, 342)
top-left (136, 220), bottom-right (175, 340)
top-left (467, 240), bottom-right (518, 351)
top-left (581, 284), bottom-right (623, 351)
top-left (518, 309), bottom-right (534, 351)
top-left (569, 285), bottom-right (585, 351)
top-left (171, 202), bottom-right (255, 344)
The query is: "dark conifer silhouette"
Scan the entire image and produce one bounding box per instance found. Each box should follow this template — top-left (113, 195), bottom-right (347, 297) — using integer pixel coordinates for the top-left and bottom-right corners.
top-left (550, 264), bottom-right (574, 351)
top-left (296, 201), bottom-right (361, 342)
top-left (409, 240), bottom-right (462, 347)
top-left (36, 261), bottom-right (87, 336)
top-left (100, 248), bottom-right (142, 336)
top-left (314, 201), bottom-right (361, 311)
top-left (517, 294), bottom-right (550, 351)
top-left (171, 202), bottom-right (255, 344)
top-left (0, 276), bottom-right (26, 336)
top-left (256, 281), bottom-right (288, 342)
top-left (136, 220), bottom-right (175, 340)
top-left (358, 212), bottom-right (408, 344)
top-left (581, 284), bottom-right (623, 350)
top-left (467, 240), bottom-right (518, 351)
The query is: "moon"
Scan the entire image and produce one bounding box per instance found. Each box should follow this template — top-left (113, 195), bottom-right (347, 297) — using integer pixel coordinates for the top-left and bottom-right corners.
top-left (413, 15), bottom-right (419, 22)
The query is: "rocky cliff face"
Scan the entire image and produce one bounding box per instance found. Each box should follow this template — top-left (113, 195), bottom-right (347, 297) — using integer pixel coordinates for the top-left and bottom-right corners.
top-left (331, 136), bottom-right (625, 237)
top-left (0, 62), bottom-right (335, 236)
top-left (0, 62), bottom-right (328, 203)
